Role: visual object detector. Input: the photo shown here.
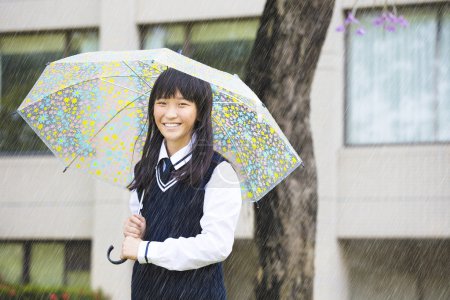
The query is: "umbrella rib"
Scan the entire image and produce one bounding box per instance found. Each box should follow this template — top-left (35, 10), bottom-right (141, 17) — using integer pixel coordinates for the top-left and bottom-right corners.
top-left (98, 77), bottom-right (152, 96)
top-left (128, 120), bottom-right (149, 176)
top-left (63, 91), bottom-right (151, 172)
top-left (22, 75), bottom-right (157, 109)
top-left (121, 61), bottom-right (153, 90)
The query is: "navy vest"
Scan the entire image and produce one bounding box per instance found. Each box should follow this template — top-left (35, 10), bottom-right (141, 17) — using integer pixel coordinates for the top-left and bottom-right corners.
top-left (131, 151), bottom-right (227, 300)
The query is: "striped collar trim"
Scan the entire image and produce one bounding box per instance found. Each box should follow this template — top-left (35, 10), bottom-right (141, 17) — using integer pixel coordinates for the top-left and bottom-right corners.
top-left (155, 164), bottom-right (178, 192)
top-left (157, 132), bottom-right (197, 170)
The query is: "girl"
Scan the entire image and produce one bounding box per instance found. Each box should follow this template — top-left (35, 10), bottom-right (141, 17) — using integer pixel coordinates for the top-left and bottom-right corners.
top-left (121, 68), bottom-right (242, 299)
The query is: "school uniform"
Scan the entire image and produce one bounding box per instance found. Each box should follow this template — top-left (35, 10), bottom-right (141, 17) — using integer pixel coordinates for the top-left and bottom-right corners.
top-left (129, 134), bottom-right (242, 299)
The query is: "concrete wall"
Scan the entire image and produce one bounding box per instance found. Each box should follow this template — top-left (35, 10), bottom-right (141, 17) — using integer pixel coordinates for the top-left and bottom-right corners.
top-left (311, 0), bottom-right (349, 298)
top-left (337, 145), bottom-right (450, 238)
top-left (0, 0), bottom-right (100, 32)
top-left (1, 0), bottom-right (448, 299)
top-left (0, 156), bottom-right (94, 239)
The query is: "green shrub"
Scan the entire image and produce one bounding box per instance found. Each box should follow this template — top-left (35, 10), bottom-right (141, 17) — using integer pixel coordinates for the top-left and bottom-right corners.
top-left (0, 284), bottom-right (108, 300)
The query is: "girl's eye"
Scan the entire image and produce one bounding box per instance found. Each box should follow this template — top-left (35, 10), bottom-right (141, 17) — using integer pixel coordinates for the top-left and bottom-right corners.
top-left (156, 101), bottom-right (166, 105)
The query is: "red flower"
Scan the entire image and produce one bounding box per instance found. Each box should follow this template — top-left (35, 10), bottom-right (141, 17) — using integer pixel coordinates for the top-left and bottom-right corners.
top-left (62, 292), bottom-right (70, 300)
top-left (49, 293), bottom-right (58, 300)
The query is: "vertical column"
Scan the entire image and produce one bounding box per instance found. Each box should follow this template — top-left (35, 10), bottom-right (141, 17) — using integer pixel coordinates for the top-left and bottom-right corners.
top-left (312, 0), bottom-right (349, 297)
top-left (91, 181), bottom-right (132, 300)
top-left (95, 3), bottom-right (138, 297)
top-left (99, 0), bottom-right (139, 50)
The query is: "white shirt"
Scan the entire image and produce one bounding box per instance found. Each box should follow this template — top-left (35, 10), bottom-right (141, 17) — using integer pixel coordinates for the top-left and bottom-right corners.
top-left (129, 135), bottom-right (242, 271)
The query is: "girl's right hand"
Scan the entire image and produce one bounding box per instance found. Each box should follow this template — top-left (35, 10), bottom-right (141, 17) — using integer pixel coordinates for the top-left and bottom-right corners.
top-left (123, 214), bottom-right (146, 239)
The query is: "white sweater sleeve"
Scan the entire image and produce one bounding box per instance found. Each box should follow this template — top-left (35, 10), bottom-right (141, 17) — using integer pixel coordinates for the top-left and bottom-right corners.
top-left (129, 189), bottom-right (140, 215)
top-left (137, 161), bottom-right (242, 271)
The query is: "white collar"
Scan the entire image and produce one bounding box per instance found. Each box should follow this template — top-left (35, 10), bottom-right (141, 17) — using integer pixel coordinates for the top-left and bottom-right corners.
top-left (157, 132), bottom-right (197, 170)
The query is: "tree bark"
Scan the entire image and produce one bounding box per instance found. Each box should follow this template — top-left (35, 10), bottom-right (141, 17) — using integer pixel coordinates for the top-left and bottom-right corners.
top-left (244, 0), bottom-right (335, 299)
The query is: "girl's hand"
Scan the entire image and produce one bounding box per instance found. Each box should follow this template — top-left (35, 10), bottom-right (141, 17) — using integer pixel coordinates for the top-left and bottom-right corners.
top-left (121, 236), bottom-right (141, 261)
top-left (123, 214), bottom-right (146, 238)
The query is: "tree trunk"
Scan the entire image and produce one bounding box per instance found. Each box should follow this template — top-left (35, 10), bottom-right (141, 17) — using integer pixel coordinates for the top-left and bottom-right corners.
top-left (244, 0), bottom-right (335, 299)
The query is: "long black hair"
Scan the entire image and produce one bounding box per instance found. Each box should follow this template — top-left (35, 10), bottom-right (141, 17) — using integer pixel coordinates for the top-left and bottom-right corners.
top-left (127, 68), bottom-right (214, 193)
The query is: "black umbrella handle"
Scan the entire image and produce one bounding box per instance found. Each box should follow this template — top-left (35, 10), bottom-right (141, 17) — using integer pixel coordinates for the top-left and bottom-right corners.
top-left (107, 245), bottom-right (127, 265)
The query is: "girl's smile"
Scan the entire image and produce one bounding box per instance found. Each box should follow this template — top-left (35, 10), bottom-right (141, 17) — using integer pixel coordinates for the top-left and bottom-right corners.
top-left (154, 90), bottom-right (198, 155)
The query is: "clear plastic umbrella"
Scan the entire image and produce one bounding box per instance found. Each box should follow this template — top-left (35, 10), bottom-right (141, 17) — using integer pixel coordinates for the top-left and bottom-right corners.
top-left (18, 48), bottom-right (303, 204)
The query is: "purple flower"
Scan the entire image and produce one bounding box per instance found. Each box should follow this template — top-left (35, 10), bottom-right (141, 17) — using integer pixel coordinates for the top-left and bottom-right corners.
top-left (373, 16), bottom-right (385, 26)
top-left (385, 24), bottom-right (396, 32)
top-left (373, 12), bottom-right (387, 25)
top-left (397, 15), bottom-right (409, 27)
top-left (356, 27), bottom-right (366, 36)
top-left (371, 10), bottom-right (409, 32)
top-left (345, 12), bottom-right (360, 25)
top-left (336, 24), bottom-right (346, 32)
top-left (336, 6), bottom-right (409, 36)
top-left (387, 12), bottom-right (398, 23)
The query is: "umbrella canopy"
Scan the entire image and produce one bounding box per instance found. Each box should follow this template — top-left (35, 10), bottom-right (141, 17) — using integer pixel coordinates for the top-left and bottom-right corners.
top-left (17, 48), bottom-right (302, 202)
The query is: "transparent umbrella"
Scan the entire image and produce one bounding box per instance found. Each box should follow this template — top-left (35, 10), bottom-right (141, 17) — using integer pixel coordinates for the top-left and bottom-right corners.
top-left (17, 48), bottom-right (303, 264)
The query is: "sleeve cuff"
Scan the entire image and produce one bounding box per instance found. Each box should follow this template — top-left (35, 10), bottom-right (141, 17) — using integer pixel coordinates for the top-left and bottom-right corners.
top-left (137, 241), bottom-right (151, 264)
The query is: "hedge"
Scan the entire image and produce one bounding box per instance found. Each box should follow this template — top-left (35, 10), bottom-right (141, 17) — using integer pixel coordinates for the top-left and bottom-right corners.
top-left (0, 284), bottom-right (108, 300)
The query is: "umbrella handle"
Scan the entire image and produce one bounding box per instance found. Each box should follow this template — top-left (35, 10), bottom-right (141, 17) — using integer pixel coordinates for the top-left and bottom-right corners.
top-left (107, 245), bottom-right (127, 265)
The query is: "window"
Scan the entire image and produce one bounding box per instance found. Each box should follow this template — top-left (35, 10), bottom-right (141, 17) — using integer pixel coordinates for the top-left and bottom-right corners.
top-left (0, 243), bottom-right (22, 284)
top-left (0, 241), bottom-right (91, 288)
top-left (141, 19), bottom-right (259, 79)
top-left (345, 3), bottom-right (449, 145)
top-left (0, 30), bottom-right (98, 154)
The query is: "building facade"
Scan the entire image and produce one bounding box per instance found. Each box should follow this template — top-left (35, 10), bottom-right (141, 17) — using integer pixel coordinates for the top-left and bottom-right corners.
top-left (0, 0), bottom-right (449, 299)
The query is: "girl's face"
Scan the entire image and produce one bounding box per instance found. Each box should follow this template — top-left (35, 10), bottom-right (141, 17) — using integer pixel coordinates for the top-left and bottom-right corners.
top-left (153, 90), bottom-right (198, 149)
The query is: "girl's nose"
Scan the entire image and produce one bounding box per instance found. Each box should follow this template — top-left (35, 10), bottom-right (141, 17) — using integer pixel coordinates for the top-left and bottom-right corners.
top-left (165, 105), bottom-right (178, 118)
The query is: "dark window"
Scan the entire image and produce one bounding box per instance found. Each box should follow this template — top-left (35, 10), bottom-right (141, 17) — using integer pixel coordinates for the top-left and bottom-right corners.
top-left (141, 19), bottom-right (259, 79)
top-left (0, 30), bottom-right (99, 154)
top-left (0, 240), bottom-right (91, 288)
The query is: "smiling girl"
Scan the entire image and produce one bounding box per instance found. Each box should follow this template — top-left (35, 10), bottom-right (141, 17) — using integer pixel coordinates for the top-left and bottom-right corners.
top-left (121, 68), bottom-right (242, 299)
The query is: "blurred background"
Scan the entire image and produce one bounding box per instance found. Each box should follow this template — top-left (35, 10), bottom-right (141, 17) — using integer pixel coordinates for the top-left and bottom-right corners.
top-left (0, 0), bottom-right (449, 299)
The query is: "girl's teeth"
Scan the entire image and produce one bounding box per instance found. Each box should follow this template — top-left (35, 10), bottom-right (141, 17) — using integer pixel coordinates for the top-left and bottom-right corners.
top-left (165, 124), bottom-right (180, 127)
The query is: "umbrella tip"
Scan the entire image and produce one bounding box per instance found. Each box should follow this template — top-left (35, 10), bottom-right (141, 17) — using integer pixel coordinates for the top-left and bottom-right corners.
top-left (63, 166), bottom-right (68, 173)
top-left (46, 62), bottom-right (51, 66)
top-left (177, 49), bottom-right (183, 54)
top-left (300, 162), bottom-right (305, 168)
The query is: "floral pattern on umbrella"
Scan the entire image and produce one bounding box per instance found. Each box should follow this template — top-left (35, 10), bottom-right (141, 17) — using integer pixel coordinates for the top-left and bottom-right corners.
top-left (18, 48), bottom-right (302, 202)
